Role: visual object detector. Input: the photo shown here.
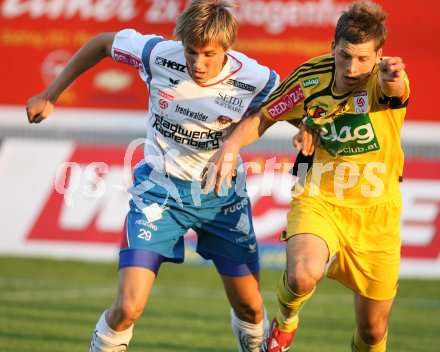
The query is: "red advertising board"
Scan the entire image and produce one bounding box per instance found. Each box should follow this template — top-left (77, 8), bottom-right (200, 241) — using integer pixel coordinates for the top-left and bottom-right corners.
top-left (24, 146), bottom-right (440, 262)
top-left (0, 0), bottom-right (437, 121)
top-left (0, 139), bottom-right (439, 276)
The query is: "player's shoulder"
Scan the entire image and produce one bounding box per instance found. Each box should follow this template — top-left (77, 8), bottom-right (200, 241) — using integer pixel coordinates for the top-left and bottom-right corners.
top-left (227, 50), bottom-right (278, 86)
top-left (296, 54), bottom-right (334, 77)
top-left (116, 28), bottom-right (164, 43)
top-left (228, 50), bottom-right (273, 73)
top-left (303, 53), bottom-right (334, 65)
top-left (113, 29), bottom-right (167, 56)
top-left (281, 53), bottom-right (334, 92)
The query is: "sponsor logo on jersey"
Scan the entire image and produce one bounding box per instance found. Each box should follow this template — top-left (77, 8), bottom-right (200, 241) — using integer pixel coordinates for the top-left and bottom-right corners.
top-left (158, 89), bottom-right (174, 101)
top-left (216, 115), bottom-right (233, 127)
top-left (306, 100), bottom-right (349, 123)
top-left (224, 79), bottom-right (256, 92)
top-left (302, 77), bottom-right (319, 88)
top-left (152, 114), bottom-right (223, 149)
top-left (320, 113), bottom-right (380, 156)
top-left (266, 84), bottom-right (305, 119)
top-left (159, 99), bottom-right (169, 109)
top-left (155, 56), bottom-right (186, 72)
top-left (175, 104), bottom-right (208, 122)
top-left (113, 49), bottom-right (145, 73)
top-left (168, 77), bottom-right (180, 87)
top-left (215, 92), bottom-right (245, 113)
top-left (353, 90), bottom-right (369, 113)
top-left (308, 105), bottom-right (327, 118)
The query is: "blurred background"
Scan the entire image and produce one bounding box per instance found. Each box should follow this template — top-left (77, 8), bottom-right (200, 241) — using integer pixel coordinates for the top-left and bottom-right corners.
top-left (0, 0), bottom-right (439, 277)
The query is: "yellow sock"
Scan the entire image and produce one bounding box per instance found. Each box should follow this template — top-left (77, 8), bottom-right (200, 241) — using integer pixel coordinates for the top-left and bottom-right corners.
top-left (275, 271), bottom-right (315, 332)
top-left (351, 328), bottom-right (388, 352)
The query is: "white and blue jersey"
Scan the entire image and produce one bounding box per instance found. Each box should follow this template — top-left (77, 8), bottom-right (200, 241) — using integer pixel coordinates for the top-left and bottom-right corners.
top-left (112, 29), bottom-right (279, 181)
top-left (111, 29), bottom-right (279, 274)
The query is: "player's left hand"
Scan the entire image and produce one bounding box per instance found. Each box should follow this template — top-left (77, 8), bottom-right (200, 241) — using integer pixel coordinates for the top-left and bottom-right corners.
top-left (293, 123), bottom-right (320, 156)
top-left (201, 143), bottom-right (239, 195)
top-left (378, 57), bottom-right (405, 82)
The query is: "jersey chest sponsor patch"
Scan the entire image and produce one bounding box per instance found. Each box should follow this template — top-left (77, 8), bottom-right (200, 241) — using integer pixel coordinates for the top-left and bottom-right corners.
top-left (319, 113), bottom-right (380, 156)
top-left (353, 90), bottom-right (368, 113)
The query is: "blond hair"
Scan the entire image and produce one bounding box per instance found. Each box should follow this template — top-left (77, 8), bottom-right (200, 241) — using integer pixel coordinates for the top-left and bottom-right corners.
top-left (174, 0), bottom-right (237, 50)
top-left (335, 0), bottom-right (387, 51)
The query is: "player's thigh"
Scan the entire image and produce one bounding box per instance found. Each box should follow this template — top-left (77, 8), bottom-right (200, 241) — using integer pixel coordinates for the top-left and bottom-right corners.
top-left (286, 234), bottom-right (329, 284)
top-left (107, 266), bottom-right (156, 327)
top-left (285, 195), bottom-right (338, 285)
top-left (115, 267), bottom-right (156, 307)
top-left (221, 272), bottom-right (261, 304)
top-left (354, 293), bottom-right (394, 337)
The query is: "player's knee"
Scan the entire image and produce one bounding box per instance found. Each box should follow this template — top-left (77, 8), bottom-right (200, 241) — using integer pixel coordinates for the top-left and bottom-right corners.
top-left (286, 269), bottom-right (319, 295)
top-left (234, 296), bottom-right (264, 323)
top-left (358, 322), bottom-right (387, 345)
top-left (113, 299), bottom-right (144, 325)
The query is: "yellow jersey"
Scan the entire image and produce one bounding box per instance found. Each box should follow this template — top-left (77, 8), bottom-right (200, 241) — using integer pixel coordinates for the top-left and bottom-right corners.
top-left (261, 54), bottom-right (410, 207)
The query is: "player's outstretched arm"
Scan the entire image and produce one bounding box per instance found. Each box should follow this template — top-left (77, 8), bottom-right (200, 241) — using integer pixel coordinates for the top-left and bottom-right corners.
top-left (378, 56), bottom-right (406, 98)
top-left (26, 32), bottom-right (116, 123)
top-left (201, 110), bottom-right (275, 194)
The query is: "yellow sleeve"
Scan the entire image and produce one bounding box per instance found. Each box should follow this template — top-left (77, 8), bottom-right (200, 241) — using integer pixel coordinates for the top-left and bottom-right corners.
top-left (260, 75), bottom-right (306, 123)
top-left (400, 69), bottom-right (410, 102)
top-left (372, 66), bottom-right (410, 108)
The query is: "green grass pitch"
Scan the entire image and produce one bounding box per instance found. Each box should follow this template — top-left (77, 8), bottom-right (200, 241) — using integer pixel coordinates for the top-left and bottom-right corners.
top-left (1, 256), bottom-right (439, 351)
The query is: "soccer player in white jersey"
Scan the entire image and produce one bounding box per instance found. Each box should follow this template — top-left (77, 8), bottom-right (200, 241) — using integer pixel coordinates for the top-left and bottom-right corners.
top-left (26, 1), bottom-right (279, 351)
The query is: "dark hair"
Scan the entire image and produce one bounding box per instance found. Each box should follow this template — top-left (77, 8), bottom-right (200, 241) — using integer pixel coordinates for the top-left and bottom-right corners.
top-left (334, 0), bottom-right (387, 51)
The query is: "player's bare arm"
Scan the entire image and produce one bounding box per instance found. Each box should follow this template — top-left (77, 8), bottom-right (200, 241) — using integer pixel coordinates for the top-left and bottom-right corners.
top-left (378, 56), bottom-right (406, 98)
top-left (201, 110), bottom-right (274, 194)
top-left (26, 32), bottom-right (116, 124)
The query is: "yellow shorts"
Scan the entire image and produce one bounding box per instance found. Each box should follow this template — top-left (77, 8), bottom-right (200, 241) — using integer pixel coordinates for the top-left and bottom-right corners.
top-left (285, 194), bottom-right (402, 300)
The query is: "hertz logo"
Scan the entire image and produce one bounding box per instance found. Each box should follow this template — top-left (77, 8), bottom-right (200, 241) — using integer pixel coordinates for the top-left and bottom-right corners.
top-left (155, 56), bottom-right (186, 72)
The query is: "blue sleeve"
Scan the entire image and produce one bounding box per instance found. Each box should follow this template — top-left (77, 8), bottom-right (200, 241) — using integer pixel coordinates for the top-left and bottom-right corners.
top-left (141, 37), bottom-right (164, 86)
top-left (247, 70), bottom-right (279, 112)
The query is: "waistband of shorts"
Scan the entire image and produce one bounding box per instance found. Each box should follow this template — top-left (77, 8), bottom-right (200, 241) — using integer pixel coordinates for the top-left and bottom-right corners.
top-left (135, 163), bottom-right (195, 186)
top-left (137, 162), bottom-right (237, 188)
top-left (297, 191), bottom-right (401, 209)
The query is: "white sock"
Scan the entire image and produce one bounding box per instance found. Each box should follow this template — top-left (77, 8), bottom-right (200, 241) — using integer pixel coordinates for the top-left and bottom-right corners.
top-left (89, 311), bottom-right (133, 352)
top-left (231, 307), bottom-right (269, 352)
top-left (277, 308), bottom-right (299, 327)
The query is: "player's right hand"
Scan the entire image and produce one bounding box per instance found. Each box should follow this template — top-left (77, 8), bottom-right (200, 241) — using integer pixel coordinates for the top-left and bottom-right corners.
top-left (201, 144), bottom-right (239, 195)
top-left (26, 94), bottom-right (54, 124)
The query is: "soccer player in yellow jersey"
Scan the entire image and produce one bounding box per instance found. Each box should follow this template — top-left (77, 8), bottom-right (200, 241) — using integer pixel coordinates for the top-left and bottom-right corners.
top-left (202, 1), bottom-right (409, 351)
